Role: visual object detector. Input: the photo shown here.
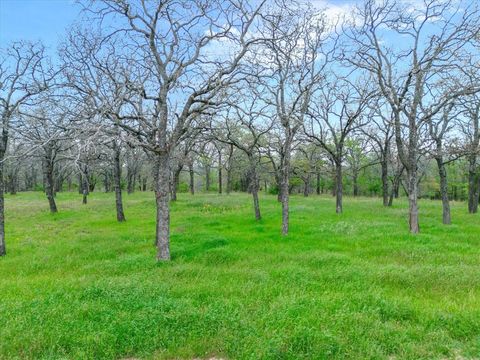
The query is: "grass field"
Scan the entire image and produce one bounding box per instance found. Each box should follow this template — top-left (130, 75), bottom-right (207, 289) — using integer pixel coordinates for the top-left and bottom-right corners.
top-left (1, 191), bottom-right (479, 360)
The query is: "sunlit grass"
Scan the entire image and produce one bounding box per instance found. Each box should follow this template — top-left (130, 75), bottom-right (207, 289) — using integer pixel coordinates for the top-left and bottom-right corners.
top-left (1, 191), bottom-right (479, 359)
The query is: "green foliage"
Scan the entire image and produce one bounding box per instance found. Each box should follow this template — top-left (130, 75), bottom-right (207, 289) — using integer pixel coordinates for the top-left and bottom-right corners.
top-left (1, 192), bottom-right (480, 359)
top-left (177, 182), bottom-right (189, 193)
top-left (268, 184), bottom-right (279, 195)
top-left (367, 179), bottom-right (381, 195)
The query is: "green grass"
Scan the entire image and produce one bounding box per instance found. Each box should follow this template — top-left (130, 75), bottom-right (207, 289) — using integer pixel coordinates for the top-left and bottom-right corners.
top-left (1, 191), bottom-right (479, 360)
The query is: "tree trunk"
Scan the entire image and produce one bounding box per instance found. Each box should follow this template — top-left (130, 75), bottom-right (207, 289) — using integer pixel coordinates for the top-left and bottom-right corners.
top-left (43, 156), bottom-right (58, 213)
top-left (394, 180), bottom-right (400, 198)
top-left (189, 164), bottom-right (195, 195)
top-left (113, 142), bottom-right (126, 222)
top-left (218, 151), bottom-right (222, 194)
top-left (335, 162), bottom-right (343, 214)
top-left (352, 172), bottom-right (359, 197)
top-left (0, 158), bottom-right (6, 256)
top-left (226, 168), bottom-right (232, 195)
top-left (407, 169), bottom-right (420, 233)
top-left (381, 160), bottom-right (389, 207)
top-left (281, 136), bottom-right (292, 235)
top-left (388, 187), bottom-right (394, 207)
top-left (468, 155), bottom-right (478, 213)
top-left (82, 173), bottom-right (89, 204)
top-left (78, 173), bottom-right (83, 194)
top-left (280, 168), bottom-right (289, 235)
top-left (9, 172), bottom-right (17, 195)
top-left (303, 175), bottom-right (310, 197)
top-left (170, 166), bottom-right (181, 202)
top-left (155, 153), bottom-right (171, 261)
top-left (127, 173), bottom-right (134, 194)
top-left (103, 172), bottom-right (110, 192)
top-left (205, 164), bottom-right (211, 192)
top-left (435, 157), bottom-right (451, 225)
top-left (248, 158), bottom-right (261, 220)
top-left (276, 173), bottom-right (282, 202)
top-left (316, 172), bottom-right (320, 195)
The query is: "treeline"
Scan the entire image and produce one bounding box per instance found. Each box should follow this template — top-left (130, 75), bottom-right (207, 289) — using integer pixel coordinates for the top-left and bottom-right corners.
top-left (4, 138), bottom-right (476, 202)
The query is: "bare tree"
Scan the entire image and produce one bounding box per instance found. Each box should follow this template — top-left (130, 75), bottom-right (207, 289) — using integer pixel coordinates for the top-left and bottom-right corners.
top-left (362, 102), bottom-right (394, 206)
top-left (213, 91), bottom-right (273, 220)
top-left (15, 98), bottom-right (73, 214)
top-left (305, 77), bottom-right (373, 213)
top-left (258, 1), bottom-right (333, 233)
top-left (346, 0), bottom-right (480, 232)
top-left (0, 42), bottom-right (52, 256)
top-left (76, 0), bottom-right (266, 260)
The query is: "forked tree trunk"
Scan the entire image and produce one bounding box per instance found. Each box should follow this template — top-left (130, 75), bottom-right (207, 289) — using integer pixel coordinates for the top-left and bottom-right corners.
top-left (407, 169), bottom-right (420, 233)
top-left (113, 142), bottom-right (126, 222)
top-left (335, 162), bottom-right (343, 214)
top-left (435, 157), bottom-right (451, 225)
top-left (155, 153), bottom-right (171, 261)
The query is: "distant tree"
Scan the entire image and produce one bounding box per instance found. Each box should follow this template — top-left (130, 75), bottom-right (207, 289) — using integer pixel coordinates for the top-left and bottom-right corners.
top-left (347, 0), bottom-right (479, 232)
top-left (0, 42), bottom-right (52, 256)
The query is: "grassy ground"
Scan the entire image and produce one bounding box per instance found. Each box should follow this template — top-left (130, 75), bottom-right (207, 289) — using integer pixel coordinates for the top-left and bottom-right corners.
top-left (0, 191), bottom-right (479, 360)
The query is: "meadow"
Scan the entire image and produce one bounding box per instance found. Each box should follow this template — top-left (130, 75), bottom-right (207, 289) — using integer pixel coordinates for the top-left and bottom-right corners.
top-left (1, 191), bottom-right (479, 359)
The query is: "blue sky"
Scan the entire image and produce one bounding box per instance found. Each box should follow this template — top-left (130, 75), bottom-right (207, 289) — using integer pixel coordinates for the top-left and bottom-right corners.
top-left (0, 0), bottom-right (358, 52)
top-left (0, 0), bottom-right (82, 51)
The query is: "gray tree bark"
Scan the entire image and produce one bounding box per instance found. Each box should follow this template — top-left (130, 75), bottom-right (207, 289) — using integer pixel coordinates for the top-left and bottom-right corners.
top-left (280, 135), bottom-right (293, 235)
top-left (155, 153), bottom-right (171, 261)
top-left (205, 164), bottom-right (211, 192)
top-left (0, 157), bottom-right (5, 256)
top-left (381, 160), bottom-right (389, 207)
top-left (468, 155), bottom-right (478, 213)
top-left (43, 155), bottom-right (58, 213)
top-left (113, 141), bottom-right (126, 222)
top-left (407, 169), bottom-right (420, 233)
top-left (335, 162), bottom-right (343, 214)
top-left (316, 172), bottom-right (321, 195)
top-left (218, 151), bottom-right (222, 194)
top-left (189, 164), bottom-right (195, 195)
top-left (248, 157), bottom-right (261, 220)
top-left (435, 156), bottom-right (451, 225)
